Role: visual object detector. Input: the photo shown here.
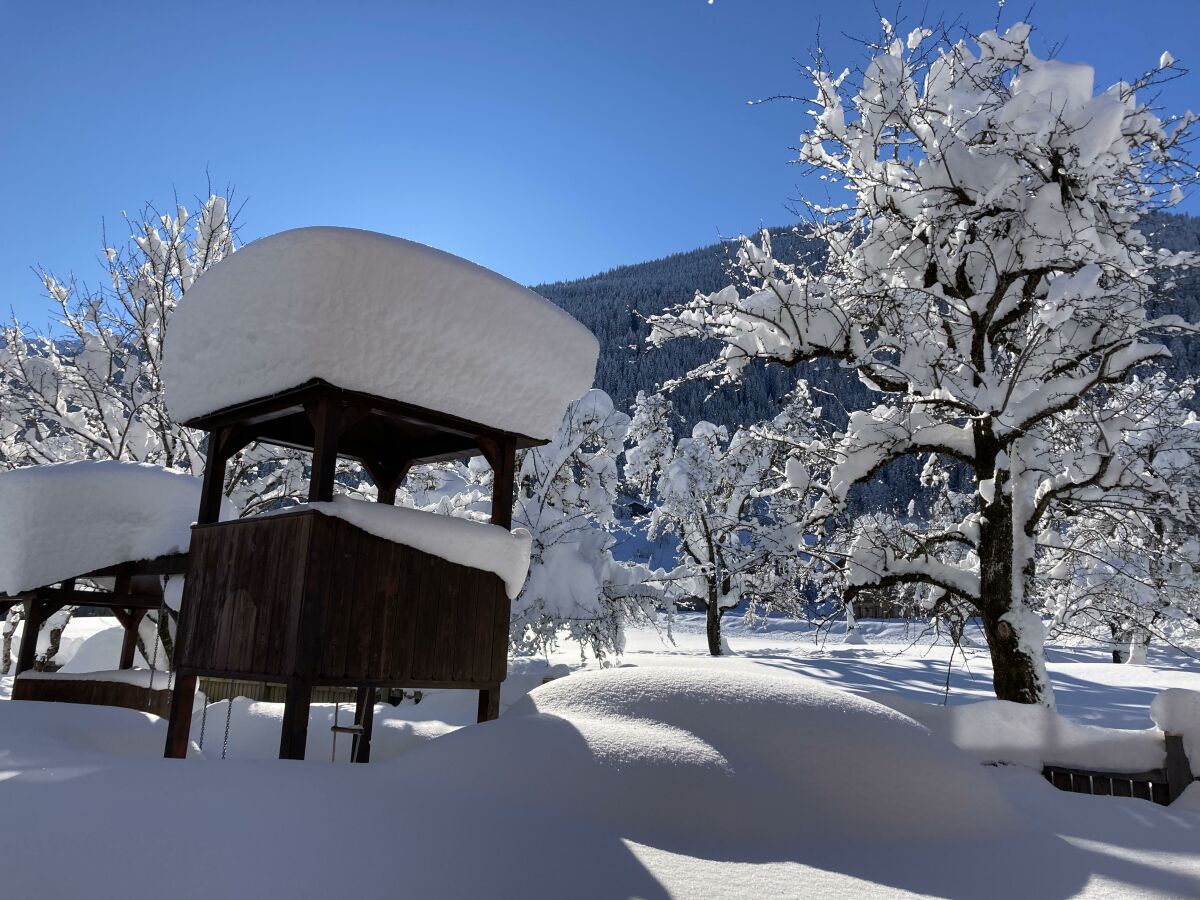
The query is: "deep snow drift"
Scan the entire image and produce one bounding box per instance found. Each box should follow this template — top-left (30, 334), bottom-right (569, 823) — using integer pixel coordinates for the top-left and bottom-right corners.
top-left (163, 226), bottom-right (600, 440)
top-left (3, 619), bottom-right (1200, 898)
top-left (0, 461), bottom-right (223, 595)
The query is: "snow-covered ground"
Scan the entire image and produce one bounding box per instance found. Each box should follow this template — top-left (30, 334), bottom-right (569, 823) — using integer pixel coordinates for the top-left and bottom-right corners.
top-left (1, 614), bottom-right (1198, 899)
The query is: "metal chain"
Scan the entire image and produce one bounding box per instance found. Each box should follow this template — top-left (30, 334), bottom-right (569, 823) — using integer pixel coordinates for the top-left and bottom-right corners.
top-left (145, 594), bottom-right (166, 709)
top-left (221, 698), bottom-right (234, 760)
top-left (197, 696), bottom-right (209, 751)
top-left (331, 700), bottom-right (340, 762)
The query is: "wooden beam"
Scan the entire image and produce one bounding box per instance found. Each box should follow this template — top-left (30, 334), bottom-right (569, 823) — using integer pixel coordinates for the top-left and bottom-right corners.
top-left (363, 457), bottom-right (412, 506)
top-left (164, 670), bottom-right (197, 759)
top-left (115, 608), bottom-right (147, 669)
top-left (479, 436), bottom-right (517, 529)
top-left (279, 677), bottom-right (313, 760)
top-left (83, 553), bottom-right (189, 579)
top-left (13, 593), bottom-right (46, 675)
top-left (33, 588), bottom-right (164, 611)
top-left (185, 378), bottom-right (543, 450)
top-left (477, 684), bottom-right (501, 723)
top-left (351, 686), bottom-right (377, 763)
top-left (197, 426), bottom-right (231, 526)
top-left (304, 394), bottom-right (343, 503)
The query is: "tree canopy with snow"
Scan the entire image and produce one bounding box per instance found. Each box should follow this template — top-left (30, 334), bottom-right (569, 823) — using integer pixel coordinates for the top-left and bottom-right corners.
top-left (625, 388), bottom-right (809, 656)
top-left (647, 19), bottom-right (1199, 703)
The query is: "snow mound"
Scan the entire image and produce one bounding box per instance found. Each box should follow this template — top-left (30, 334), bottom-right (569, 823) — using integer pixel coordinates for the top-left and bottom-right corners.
top-left (164, 227), bottom-right (599, 440)
top-left (265, 496), bottom-right (532, 598)
top-left (401, 666), bottom-right (1023, 850)
top-left (58, 626), bottom-right (152, 673)
top-left (876, 695), bottom-right (1166, 772)
top-left (0, 697), bottom-right (167, 760)
top-left (0, 461), bottom-right (223, 596)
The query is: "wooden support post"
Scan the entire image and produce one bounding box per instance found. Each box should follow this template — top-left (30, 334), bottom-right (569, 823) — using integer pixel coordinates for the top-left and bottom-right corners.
top-left (197, 426), bottom-right (255, 525)
top-left (305, 395), bottom-right (343, 503)
top-left (279, 677), bottom-right (313, 760)
top-left (351, 686), bottom-right (377, 763)
top-left (113, 608), bottom-right (147, 670)
top-left (163, 670), bottom-right (197, 758)
top-left (1165, 733), bottom-right (1195, 804)
top-left (477, 684), bottom-right (501, 723)
top-left (479, 436), bottom-right (516, 529)
top-left (198, 429), bottom-right (231, 526)
top-left (365, 458), bottom-right (412, 506)
top-left (14, 594), bottom-right (47, 675)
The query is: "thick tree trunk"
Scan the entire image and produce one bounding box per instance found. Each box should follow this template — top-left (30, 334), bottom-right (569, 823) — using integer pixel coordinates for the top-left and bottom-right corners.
top-left (705, 597), bottom-right (722, 657)
top-left (977, 494), bottom-right (1053, 706)
top-left (1109, 623), bottom-right (1128, 664)
top-left (1, 610), bottom-right (15, 675)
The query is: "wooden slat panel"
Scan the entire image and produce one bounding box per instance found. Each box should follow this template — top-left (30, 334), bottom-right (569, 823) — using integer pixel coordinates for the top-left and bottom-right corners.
top-left (433, 557), bottom-right (459, 683)
top-left (410, 549), bottom-right (439, 681)
top-left (181, 512), bottom-right (510, 689)
top-left (489, 575), bottom-right (511, 682)
top-left (297, 514), bottom-right (336, 678)
top-left (368, 536), bottom-right (402, 678)
top-left (13, 676), bottom-right (172, 717)
top-left (346, 527), bottom-right (379, 681)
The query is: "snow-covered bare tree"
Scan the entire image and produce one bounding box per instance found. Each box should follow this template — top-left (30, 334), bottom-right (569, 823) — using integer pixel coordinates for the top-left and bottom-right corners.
top-left (418, 391), bottom-right (661, 660)
top-left (0, 189), bottom-right (320, 665)
top-left (0, 191), bottom-right (317, 512)
top-left (647, 20), bottom-right (1198, 703)
top-left (511, 389), bottom-right (661, 660)
top-left (626, 390), bottom-right (804, 656)
top-left (1041, 373), bottom-right (1200, 660)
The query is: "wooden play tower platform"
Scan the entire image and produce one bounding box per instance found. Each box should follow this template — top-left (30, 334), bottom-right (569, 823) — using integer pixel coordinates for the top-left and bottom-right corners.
top-left (160, 226), bottom-right (599, 762)
top-left (164, 379), bottom-right (532, 761)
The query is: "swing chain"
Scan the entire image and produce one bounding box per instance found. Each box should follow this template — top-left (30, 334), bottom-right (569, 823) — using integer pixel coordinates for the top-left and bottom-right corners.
top-left (197, 696), bottom-right (209, 751)
top-left (145, 591), bottom-right (167, 709)
top-left (221, 696), bottom-right (234, 760)
top-left (332, 700), bottom-right (340, 762)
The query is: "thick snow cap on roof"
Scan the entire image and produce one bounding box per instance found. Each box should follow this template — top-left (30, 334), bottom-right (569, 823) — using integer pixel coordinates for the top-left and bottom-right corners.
top-left (0, 461), bottom-right (225, 596)
top-left (164, 227), bottom-right (599, 440)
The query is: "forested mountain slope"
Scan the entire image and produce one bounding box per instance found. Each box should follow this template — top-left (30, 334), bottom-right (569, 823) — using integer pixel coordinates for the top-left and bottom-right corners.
top-left (536, 212), bottom-right (1200, 434)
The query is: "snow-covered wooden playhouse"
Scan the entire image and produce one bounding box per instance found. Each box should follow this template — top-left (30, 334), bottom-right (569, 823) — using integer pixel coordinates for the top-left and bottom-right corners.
top-left (161, 226), bottom-right (598, 761)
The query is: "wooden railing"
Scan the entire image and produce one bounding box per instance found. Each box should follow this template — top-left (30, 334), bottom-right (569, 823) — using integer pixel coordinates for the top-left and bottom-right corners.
top-left (1042, 734), bottom-right (1195, 806)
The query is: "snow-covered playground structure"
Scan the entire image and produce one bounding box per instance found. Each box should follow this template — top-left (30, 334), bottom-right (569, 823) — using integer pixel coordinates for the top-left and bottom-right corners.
top-left (161, 226), bottom-right (598, 762)
top-left (0, 462), bottom-right (207, 708)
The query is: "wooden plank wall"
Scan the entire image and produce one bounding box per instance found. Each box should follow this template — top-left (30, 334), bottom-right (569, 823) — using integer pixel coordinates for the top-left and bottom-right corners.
top-left (12, 677), bottom-right (172, 718)
top-left (179, 512), bottom-right (510, 688)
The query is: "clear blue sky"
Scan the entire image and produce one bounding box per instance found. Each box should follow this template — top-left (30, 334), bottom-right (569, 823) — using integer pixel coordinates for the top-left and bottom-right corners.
top-left (3, 0), bottom-right (1198, 325)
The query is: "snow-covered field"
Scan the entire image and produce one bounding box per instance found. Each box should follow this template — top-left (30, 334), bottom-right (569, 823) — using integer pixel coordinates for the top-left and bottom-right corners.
top-left (1, 615), bottom-right (1199, 899)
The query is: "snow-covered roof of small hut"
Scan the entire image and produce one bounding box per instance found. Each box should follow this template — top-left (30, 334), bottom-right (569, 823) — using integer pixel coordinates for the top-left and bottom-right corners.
top-left (0, 461), bottom-right (228, 596)
top-left (164, 227), bottom-right (599, 441)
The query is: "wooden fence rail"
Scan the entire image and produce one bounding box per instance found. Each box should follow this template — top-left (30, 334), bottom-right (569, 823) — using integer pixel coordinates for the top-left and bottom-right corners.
top-left (1042, 734), bottom-right (1195, 806)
